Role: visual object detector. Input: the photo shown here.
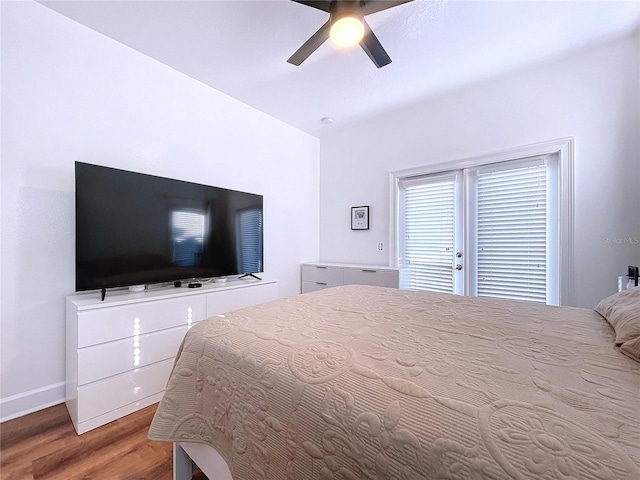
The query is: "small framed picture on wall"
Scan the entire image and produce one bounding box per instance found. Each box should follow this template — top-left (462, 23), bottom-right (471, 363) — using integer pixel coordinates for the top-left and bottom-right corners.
top-left (351, 206), bottom-right (370, 230)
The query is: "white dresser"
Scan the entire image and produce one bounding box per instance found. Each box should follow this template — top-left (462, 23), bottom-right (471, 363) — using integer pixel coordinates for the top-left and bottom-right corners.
top-left (66, 278), bottom-right (278, 434)
top-left (301, 262), bottom-right (399, 293)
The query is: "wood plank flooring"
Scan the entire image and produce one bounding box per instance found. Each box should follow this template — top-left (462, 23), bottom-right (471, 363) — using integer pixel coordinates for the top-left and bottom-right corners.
top-left (0, 403), bottom-right (206, 480)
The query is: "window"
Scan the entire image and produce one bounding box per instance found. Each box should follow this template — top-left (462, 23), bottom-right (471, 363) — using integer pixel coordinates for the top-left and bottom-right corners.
top-left (392, 139), bottom-right (573, 305)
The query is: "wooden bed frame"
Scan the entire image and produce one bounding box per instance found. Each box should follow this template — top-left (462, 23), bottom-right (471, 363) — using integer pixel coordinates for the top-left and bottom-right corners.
top-left (173, 442), bottom-right (233, 480)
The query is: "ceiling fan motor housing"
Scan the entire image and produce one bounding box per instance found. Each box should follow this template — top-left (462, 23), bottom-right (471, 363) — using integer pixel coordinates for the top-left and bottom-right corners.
top-left (330, 0), bottom-right (365, 25)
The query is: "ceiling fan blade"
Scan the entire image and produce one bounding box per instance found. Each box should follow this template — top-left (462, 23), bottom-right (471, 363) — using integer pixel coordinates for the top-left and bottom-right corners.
top-left (287, 20), bottom-right (331, 65)
top-left (359, 20), bottom-right (391, 68)
top-left (290, 0), bottom-right (332, 12)
top-left (363, 0), bottom-right (414, 16)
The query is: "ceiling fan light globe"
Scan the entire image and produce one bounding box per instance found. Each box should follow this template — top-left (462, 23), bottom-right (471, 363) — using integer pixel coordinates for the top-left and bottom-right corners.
top-left (330, 16), bottom-right (364, 47)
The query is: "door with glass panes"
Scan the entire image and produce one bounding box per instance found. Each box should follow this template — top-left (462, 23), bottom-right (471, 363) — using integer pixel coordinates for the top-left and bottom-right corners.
top-left (398, 155), bottom-right (558, 305)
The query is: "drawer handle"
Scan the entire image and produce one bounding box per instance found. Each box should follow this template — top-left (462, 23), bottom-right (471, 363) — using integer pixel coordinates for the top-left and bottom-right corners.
top-left (315, 266), bottom-right (328, 269)
top-left (361, 269), bottom-right (377, 273)
top-left (315, 282), bottom-right (328, 285)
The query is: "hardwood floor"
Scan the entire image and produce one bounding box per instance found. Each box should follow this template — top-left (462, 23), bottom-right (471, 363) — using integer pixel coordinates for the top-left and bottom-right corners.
top-left (0, 403), bottom-right (207, 480)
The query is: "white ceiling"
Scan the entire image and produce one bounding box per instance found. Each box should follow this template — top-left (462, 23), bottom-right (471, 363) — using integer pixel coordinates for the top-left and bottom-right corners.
top-left (40, 0), bottom-right (640, 137)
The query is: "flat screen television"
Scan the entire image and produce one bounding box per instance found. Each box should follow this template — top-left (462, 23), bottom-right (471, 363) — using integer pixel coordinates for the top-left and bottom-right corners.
top-left (75, 162), bottom-right (263, 295)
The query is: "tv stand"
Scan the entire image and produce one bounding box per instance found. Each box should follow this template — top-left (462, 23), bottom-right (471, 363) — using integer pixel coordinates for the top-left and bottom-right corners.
top-left (66, 278), bottom-right (278, 434)
top-left (239, 273), bottom-right (262, 280)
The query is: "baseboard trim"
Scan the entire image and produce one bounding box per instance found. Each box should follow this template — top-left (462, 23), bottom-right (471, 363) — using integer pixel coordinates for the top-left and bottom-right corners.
top-left (0, 381), bottom-right (65, 423)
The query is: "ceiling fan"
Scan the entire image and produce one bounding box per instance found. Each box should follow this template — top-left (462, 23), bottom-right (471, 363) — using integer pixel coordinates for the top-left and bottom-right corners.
top-left (288, 0), bottom-right (414, 68)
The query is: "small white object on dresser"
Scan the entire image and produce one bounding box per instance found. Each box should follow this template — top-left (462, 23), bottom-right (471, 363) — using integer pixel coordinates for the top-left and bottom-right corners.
top-left (301, 262), bottom-right (399, 293)
top-left (65, 278), bottom-right (277, 435)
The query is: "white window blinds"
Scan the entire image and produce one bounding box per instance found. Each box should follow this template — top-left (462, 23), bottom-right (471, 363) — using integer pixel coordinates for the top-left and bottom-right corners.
top-left (237, 208), bottom-right (263, 273)
top-left (475, 159), bottom-right (548, 302)
top-left (394, 139), bottom-right (571, 305)
top-left (400, 175), bottom-right (457, 293)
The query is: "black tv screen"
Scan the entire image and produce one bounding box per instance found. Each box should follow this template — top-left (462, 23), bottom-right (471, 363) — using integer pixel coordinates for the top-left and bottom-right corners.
top-left (75, 162), bottom-right (263, 292)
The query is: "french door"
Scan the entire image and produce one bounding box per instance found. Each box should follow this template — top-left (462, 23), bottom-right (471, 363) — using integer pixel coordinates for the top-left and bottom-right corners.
top-left (397, 155), bottom-right (559, 305)
top-left (399, 172), bottom-right (463, 294)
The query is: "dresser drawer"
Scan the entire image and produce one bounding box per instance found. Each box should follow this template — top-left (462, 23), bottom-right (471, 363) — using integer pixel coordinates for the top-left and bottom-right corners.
top-left (77, 296), bottom-right (206, 348)
top-left (343, 268), bottom-right (399, 288)
top-left (77, 325), bottom-right (187, 385)
top-left (205, 282), bottom-right (278, 317)
top-left (77, 358), bottom-right (174, 423)
top-left (301, 281), bottom-right (334, 294)
top-left (302, 265), bottom-right (344, 285)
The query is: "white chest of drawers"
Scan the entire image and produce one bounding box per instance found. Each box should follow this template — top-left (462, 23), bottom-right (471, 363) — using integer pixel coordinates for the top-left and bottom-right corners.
top-left (301, 263), bottom-right (399, 293)
top-left (66, 279), bottom-right (277, 434)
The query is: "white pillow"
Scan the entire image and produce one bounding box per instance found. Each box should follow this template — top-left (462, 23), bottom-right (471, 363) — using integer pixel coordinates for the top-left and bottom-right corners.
top-left (595, 286), bottom-right (640, 346)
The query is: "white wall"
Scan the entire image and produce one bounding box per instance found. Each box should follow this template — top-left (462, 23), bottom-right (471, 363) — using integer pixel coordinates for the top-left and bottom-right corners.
top-left (0, 1), bottom-right (319, 420)
top-left (319, 31), bottom-right (640, 309)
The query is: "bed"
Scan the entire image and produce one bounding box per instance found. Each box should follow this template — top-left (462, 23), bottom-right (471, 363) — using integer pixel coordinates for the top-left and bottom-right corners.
top-left (148, 284), bottom-right (640, 479)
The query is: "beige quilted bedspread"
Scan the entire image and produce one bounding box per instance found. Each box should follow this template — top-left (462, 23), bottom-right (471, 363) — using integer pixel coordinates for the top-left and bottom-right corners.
top-left (148, 285), bottom-right (640, 479)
